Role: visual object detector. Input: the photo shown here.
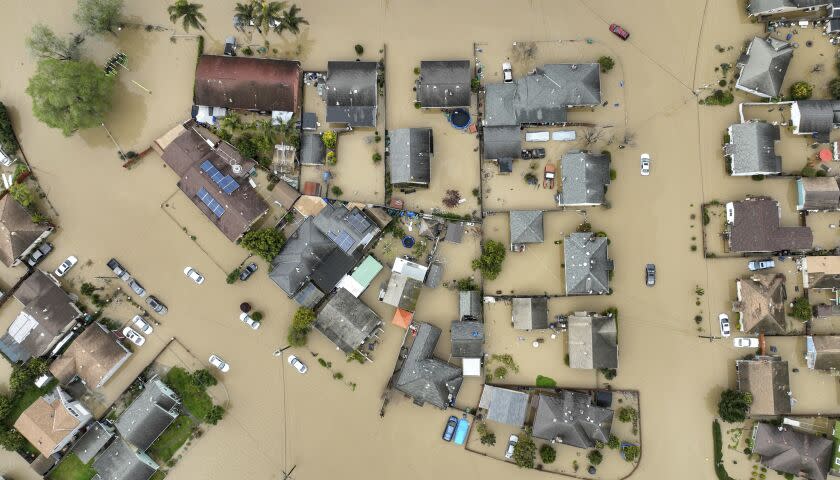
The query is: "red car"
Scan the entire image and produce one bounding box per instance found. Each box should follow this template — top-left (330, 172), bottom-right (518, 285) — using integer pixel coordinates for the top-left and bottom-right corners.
top-left (610, 23), bottom-right (630, 40)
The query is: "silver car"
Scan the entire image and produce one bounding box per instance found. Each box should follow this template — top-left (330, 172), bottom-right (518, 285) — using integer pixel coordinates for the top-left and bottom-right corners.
top-left (128, 278), bottom-right (146, 297)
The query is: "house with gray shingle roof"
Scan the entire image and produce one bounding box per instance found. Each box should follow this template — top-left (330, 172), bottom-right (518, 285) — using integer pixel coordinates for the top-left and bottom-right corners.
top-left (394, 322), bottom-right (462, 409)
top-left (300, 132), bottom-right (326, 165)
top-left (115, 377), bottom-right (180, 451)
top-left (71, 422), bottom-right (114, 464)
top-left (417, 60), bottom-right (471, 108)
top-left (791, 100), bottom-right (840, 142)
top-left (450, 320), bottom-right (484, 358)
top-left (724, 122), bottom-right (782, 176)
top-left (459, 290), bottom-right (482, 321)
top-left (557, 150), bottom-right (611, 206)
top-left (382, 272), bottom-right (424, 312)
top-left (478, 385), bottom-right (529, 428)
top-left (512, 297), bottom-right (549, 330)
top-left (563, 233), bottom-right (612, 295)
top-left (510, 210), bottom-right (544, 246)
top-left (567, 312), bottom-right (618, 370)
top-left (735, 37), bottom-right (793, 98)
top-left (92, 436), bottom-right (159, 480)
top-left (752, 423), bottom-right (832, 480)
top-left (747, 0), bottom-right (830, 17)
top-left (314, 287), bottom-right (382, 354)
top-left (532, 391), bottom-right (613, 449)
top-left (325, 61), bottom-right (378, 127)
top-left (389, 128), bottom-right (432, 187)
top-left (0, 195), bottom-right (53, 267)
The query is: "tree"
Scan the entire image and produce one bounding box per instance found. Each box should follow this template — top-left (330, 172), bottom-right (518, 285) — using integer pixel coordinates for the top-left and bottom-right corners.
top-left (791, 296), bottom-right (812, 322)
top-left (588, 449), bottom-right (603, 466)
top-left (254, 0), bottom-right (286, 35)
top-left (618, 407), bottom-right (637, 423)
top-left (204, 405), bottom-right (225, 424)
top-left (280, 4), bottom-right (308, 34)
top-left (830, 78), bottom-right (840, 100)
top-left (287, 307), bottom-right (315, 347)
top-left (0, 429), bottom-right (25, 452)
top-left (26, 59), bottom-right (115, 136)
top-left (191, 369), bottom-right (217, 387)
top-left (9, 184), bottom-right (34, 208)
top-left (322, 130), bottom-right (337, 150)
top-left (241, 228), bottom-right (285, 261)
top-left (477, 422), bottom-right (496, 446)
top-left (608, 434), bottom-right (620, 450)
top-left (598, 56), bottom-right (615, 73)
top-left (0, 103), bottom-right (18, 157)
top-left (539, 444), bottom-right (556, 464)
top-left (718, 389), bottom-right (752, 423)
top-left (10, 358), bottom-right (48, 393)
top-left (168, 0), bottom-right (207, 32)
top-left (354, 44), bottom-right (364, 56)
top-left (789, 81), bottom-right (813, 100)
top-left (622, 444), bottom-right (640, 462)
top-left (233, 2), bottom-right (256, 31)
top-left (471, 239), bottom-right (506, 280)
top-left (26, 24), bottom-right (83, 61)
top-left (512, 433), bottom-right (536, 468)
top-left (74, 0), bottom-right (124, 35)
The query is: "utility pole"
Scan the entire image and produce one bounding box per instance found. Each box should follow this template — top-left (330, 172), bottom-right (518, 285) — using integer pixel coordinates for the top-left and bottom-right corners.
top-left (280, 465), bottom-right (296, 479)
top-left (273, 345), bottom-right (292, 356)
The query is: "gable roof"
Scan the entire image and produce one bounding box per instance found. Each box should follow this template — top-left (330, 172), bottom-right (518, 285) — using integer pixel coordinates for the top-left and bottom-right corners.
top-left (805, 336), bottom-right (840, 372)
top-left (567, 312), bottom-right (618, 369)
top-left (269, 179), bottom-right (301, 211)
top-left (733, 273), bottom-right (788, 334)
top-left (478, 385), bottom-right (529, 427)
top-left (194, 55), bottom-right (301, 112)
top-left (564, 233), bottom-right (612, 295)
top-left (394, 322), bottom-right (463, 408)
top-left (558, 150), bottom-right (611, 205)
top-left (300, 132), bottom-right (326, 165)
top-left (450, 320), bottom-right (484, 358)
top-left (797, 177), bottom-right (840, 211)
top-left (510, 210), bottom-right (544, 244)
top-left (736, 37), bottom-right (793, 98)
top-left (71, 421), bottom-right (114, 464)
top-left (753, 423), bottom-right (832, 480)
top-left (482, 125), bottom-right (521, 160)
top-left (389, 128), bottom-right (432, 185)
top-left (458, 290), bottom-right (482, 321)
top-left (728, 197), bottom-right (813, 252)
top-left (804, 256), bottom-right (840, 289)
top-left (381, 272), bottom-right (424, 311)
top-left (748, 0), bottom-right (830, 15)
top-left (14, 388), bottom-right (88, 457)
top-left (418, 60), bottom-right (471, 108)
top-left (92, 436), bottom-right (159, 480)
top-left (269, 219), bottom-right (336, 296)
top-left (0, 195), bottom-right (50, 267)
top-left (792, 100), bottom-right (840, 138)
top-left (325, 61), bottom-right (378, 127)
top-left (115, 377), bottom-right (180, 451)
top-left (49, 322), bottom-right (132, 388)
top-left (512, 297), bottom-right (549, 330)
top-left (736, 356), bottom-right (791, 415)
top-left (314, 288), bottom-right (382, 353)
top-left (532, 391), bottom-right (613, 448)
top-left (725, 122), bottom-right (782, 175)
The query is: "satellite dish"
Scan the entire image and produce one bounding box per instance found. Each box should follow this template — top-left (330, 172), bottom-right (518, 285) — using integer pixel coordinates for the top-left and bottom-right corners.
top-left (232, 164), bottom-right (242, 174)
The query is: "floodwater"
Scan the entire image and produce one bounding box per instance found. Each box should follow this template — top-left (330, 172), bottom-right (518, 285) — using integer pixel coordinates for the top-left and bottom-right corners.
top-left (1, 1), bottom-right (840, 480)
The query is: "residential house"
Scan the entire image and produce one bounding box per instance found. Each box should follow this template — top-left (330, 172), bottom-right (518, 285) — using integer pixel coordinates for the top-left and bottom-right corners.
top-left (394, 322), bottom-right (463, 408)
top-left (416, 60), bottom-right (471, 108)
top-left (70, 422), bottom-right (114, 464)
top-left (325, 61), bottom-right (378, 127)
top-left (0, 195), bottom-right (53, 267)
top-left (153, 120), bottom-right (269, 242)
top-left (797, 177), bottom-right (840, 211)
top-left (556, 150), bottom-right (611, 206)
top-left (752, 423), bottom-right (832, 480)
top-left (300, 132), bottom-right (326, 165)
top-left (92, 436), bottom-right (159, 480)
top-left (801, 256), bottom-right (840, 290)
top-left (451, 319), bottom-right (484, 376)
top-left (382, 272), bottom-right (424, 312)
top-left (477, 385), bottom-right (529, 428)
top-left (563, 233), bottom-right (612, 295)
top-left (532, 391), bottom-right (613, 449)
top-left (567, 311), bottom-right (618, 370)
top-left (459, 290), bottom-right (482, 321)
top-left (726, 198), bottom-right (812, 253)
top-left (114, 377), bottom-right (180, 451)
top-left (482, 125), bottom-right (521, 171)
top-left (733, 273), bottom-right (788, 334)
top-left (335, 255), bottom-right (383, 297)
top-left (510, 210), bottom-right (544, 247)
top-left (389, 128), bottom-right (432, 187)
top-left (791, 100), bottom-right (840, 142)
top-left (512, 297), bottom-right (549, 330)
top-left (736, 355), bottom-right (791, 416)
top-left (735, 37), bottom-right (793, 98)
top-left (724, 122), bottom-right (782, 176)
top-left (314, 287), bottom-right (382, 354)
top-left (0, 269), bottom-right (82, 362)
top-left (49, 322), bottom-right (132, 389)
top-left (805, 336), bottom-right (840, 373)
top-left (269, 179), bottom-right (301, 212)
top-left (14, 387), bottom-right (92, 457)
top-left (747, 0), bottom-right (830, 17)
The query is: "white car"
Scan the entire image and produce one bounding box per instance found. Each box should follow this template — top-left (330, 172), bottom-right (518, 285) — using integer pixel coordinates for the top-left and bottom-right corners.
top-left (209, 354), bottom-right (230, 373)
top-left (183, 267), bottom-right (204, 284)
top-left (502, 62), bottom-right (513, 83)
top-left (640, 153), bottom-right (651, 176)
top-left (288, 354), bottom-right (307, 373)
top-left (239, 312), bottom-right (261, 330)
top-left (505, 434), bottom-right (519, 459)
top-left (122, 327), bottom-right (145, 346)
top-left (131, 315), bottom-right (153, 335)
top-left (733, 337), bottom-right (759, 348)
top-left (54, 256), bottom-right (78, 277)
top-left (719, 314), bottom-right (731, 338)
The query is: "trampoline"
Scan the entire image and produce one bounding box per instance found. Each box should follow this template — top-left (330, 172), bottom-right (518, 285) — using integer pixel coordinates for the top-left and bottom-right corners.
top-left (402, 236), bottom-right (416, 248)
top-left (449, 108), bottom-right (472, 129)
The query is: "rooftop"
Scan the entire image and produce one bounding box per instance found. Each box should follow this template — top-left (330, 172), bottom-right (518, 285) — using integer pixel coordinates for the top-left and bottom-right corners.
top-left (736, 37), bottom-right (793, 98)
top-left (450, 320), bottom-right (484, 358)
top-left (736, 355), bottom-right (791, 416)
top-left (725, 122), bottom-right (781, 176)
top-left (478, 385), bottom-right (529, 427)
top-left (325, 61), bottom-right (378, 127)
top-left (92, 436), bottom-right (159, 480)
top-left (512, 297), bottom-right (549, 330)
top-left (0, 195), bottom-right (51, 267)
top-left (394, 322), bottom-right (463, 409)
top-left (753, 423), bottom-right (832, 480)
top-left (532, 391), bottom-right (613, 449)
top-left (563, 233), bottom-right (612, 295)
top-left (14, 388), bottom-right (89, 457)
top-left (49, 322), bottom-right (132, 388)
top-left (567, 312), bottom-right (618, 369)
top-left (557, 150), bottom-right (611, 206)
top-left (194, 55), bottom-right (301, 112)
top-left (114, 377), bottom-right (180, 451)
top-left (417, 60), bottom-right (471, 108)
top-left (733, 273), bottom-right (788, 335)
top-left (510, 210), bottom-right (544, 244)
top-left (728, 198), bottom-right (812, 252)
top-left (314, 288), bottom-right (382, 353)
top-left (389, 128), bottom-right (432, 186)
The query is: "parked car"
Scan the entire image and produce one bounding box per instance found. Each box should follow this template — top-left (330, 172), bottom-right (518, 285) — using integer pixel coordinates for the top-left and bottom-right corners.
top-left (122, 327), bottom-right (145, 346)
top-left (521, 148), bottom-right (546, 160)
top-left (183, 267), bottom-right (205, 284)
top-left (645, 264), bottom-right (656, 286)
top-left (543, 164), bottom-right (556, 189)
top-left (719, 314), bottom-right (731, 338)
top-left (54, 256), bottom-right (78, 277)
top-left (502, 62), bottom-right (513, 83)
top-left (505, 434), bottom-right (519, 459)
top-left (239, 312), bottom-right (261, 330)
top-left (442, 415), bottom-right (458, 442)
top-left (610, 23), bottom-right (630, 40)
top-left (146, 296), bottom-right (167, 315)
top-left (209, 354), bottom-right (230, 373)
top-left (131, 315), bottom-right (153, 335)
top-left (25, 242), bottom-right (53, 268)
top-left (287, 354), bottom-right (307, 373)
top-left (748, 259), bottom-right (775, 271)
top-left (107, 258), bottom-right (131, 281)
top-left (239, 263), bottom-right (258, 281)
top-left (640, 153), bottom-right (651, 176)
top-left (128, 278), bottom-right (146, 297)
top-left (734, 337), bottom-right (759, 348)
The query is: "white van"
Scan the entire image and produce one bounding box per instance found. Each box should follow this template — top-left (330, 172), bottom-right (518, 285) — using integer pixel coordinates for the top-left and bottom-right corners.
top-left (525, 131), bottom-right (550, 142)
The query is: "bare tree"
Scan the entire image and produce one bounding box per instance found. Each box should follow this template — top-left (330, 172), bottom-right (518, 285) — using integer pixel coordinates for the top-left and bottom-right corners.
top-left (582, 128), bottom-right (604, 147)
top-left (621, 130), bottom-right (636, 147)
top-left (511, 41), bottom-right (537, 62)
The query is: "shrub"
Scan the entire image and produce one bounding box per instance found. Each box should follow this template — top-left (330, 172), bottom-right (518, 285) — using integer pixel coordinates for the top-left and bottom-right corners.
top-left (471, 77), bottom-right (481, 93)
top-left (790, 296), bottom-right (812, 321)
top-left (0, 429), bottom-right (25, 452)
top-left (588, 449), bottom-right (603, 466)
top-left (718, 389), bottom-right (751, 422)
top-left (830, 78), bottom-right (840, 100)
top-left (702, 89), bottom-right (734, 106)
top-left (347, 350), bottom-right (365, 364)
top-left (623, 444), bottom-right (640, 463)
top-left (241, 228), bottom-right (286, 261)
top-left (354, 44), bottom-right (364, 55)
top-left (802, 165), bottom-right (818, 177)
top-left (226, 268), bottom-right (241, 284)
top-left (539, 444), bottom-right (556, 464)
top-left (10, 358), bottom-right (48, 393)
top-left (789, 81), bottom-right (813, 100)
top-left (577, 222), bottom-right (592, 233)
top-left (372, 152), bottom-right (382, 163)
top-left (610, 168), bottom-right (617, 180)
top-left (600, 368), bottom-right (617, 380)
top-left (493, 366), bottom-right (507, 379)
top-left (322, 130), bottom-right (337, 150)
top-left (535, 375), bottom-right (556, 388)
top-left (332, 372), bottom-right (343, 380)
top-left (712, 420), bottom-right (734, 479)
top-left (512, 433), bottom-right (536, 468)
top-left (608, 434), bottom-right (620, 450)
top-left (331, 186), bottom-right (343, 197)
top-left (326, 150), bottom-right (337, 165)
top-left (719, 79), bottom-right (727, 87)
top-left (0, 103), bottom-right (19, 156)
top-left (598, 56), bottom-right (615, 73)
top-left (414, 102), bottom-right (421, 109)
top-left (9, 184), bottom-right (34, 208)
top-left (287, 307), bottom-right (316, 347)
top-left (241, 46), bottom-right (253, 56)
top-left (204, 405), bottom-right (225, 424)
top-left (413, 66), bottom-right (420, 75)
top-left (618, 407), bottom-right (637, 423)
top-left (477, 423), bottom-right (496, 446)
top-left (471, 240), bottom-right (506, 280)
top-left (251, 311), bottom-right (263, 322)
top-left (191, 369), bottom-right (217, 388)
top-left (455, 277), bottom-right (478, 291)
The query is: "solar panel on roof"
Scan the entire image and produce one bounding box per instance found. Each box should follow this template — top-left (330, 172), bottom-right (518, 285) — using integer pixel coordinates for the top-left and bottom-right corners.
top-left (219, 175), bottom-right (241, 194)
top-left (200, 160), bottom-right (240, 194)
top-left (197, 187), bottom-right (225, 218)
top-left (328, 230), bottom-right (354, 253)
top-left (346, 211), bottom-right (371, 233)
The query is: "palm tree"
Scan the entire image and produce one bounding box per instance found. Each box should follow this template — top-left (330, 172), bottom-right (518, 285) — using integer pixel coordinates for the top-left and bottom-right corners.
top-left (168, 0), bottom-right (207, 32)
top-left (233, 2), bottom-right (256, 31)
top-left (254, 0), bottom-right (285, 36)
top-left (280, 4), bottom-right (308, 35)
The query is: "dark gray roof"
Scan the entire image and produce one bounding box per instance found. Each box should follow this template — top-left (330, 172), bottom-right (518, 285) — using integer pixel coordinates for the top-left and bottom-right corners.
top-left (314, 288), bottom-right (382, 353)
top-left (567, 312), bottom-right (618, 370)
top-left (389, 128), bottom-right (432, 186)
top-left (71, 422), bottom-right (114, 464)
top-left (92, 437), bottom-right (158, 480)
top-left (115, 378), bottom-right (180, 451)
top-left (325, 61), bottom-right (377, 127)
top-left (425, 262), bottom-right (444, 288)
top-left (793, 100), bottom-right (840, 137)
top-left (498, 158), bottom-right (513, 173)
top-left (450, 320), bottom-right (484, 358)
top-left (418, 60), bottom-right (471, 108)
top-left (10, 269), bottom-right (82, 358)
top-left (459, 290), bottom-right (482, 321)
top-left (394, 322), bottom-right (462, 408)
top-left (736, 356), bottom-right (791, 415)
top-left (725, 122), bottom-right (781, 175)
top-left (382, 272), bottom-right (423, 311)
top-left (484, 84), bottom-right (519, 126)
top-left (512, 297), bottom-right (549, 330)
top-left (292, 281), bottom-right (325, 309)
top-left (748, 0), bottom-right (830, 15)
top-left (729, 197), bottom-right (813, 252)
top-left (564, 233), bottom-right (611, 295)
top-left (269, 219), bottom-right (336, 296)
top-left (798, 177), bottom-right (840, 211)
top-left (478, 385), bottom-right (529, 427)
top-left (482, 125), bottom-right (521, 160)
top-left (557, 150), bottom-right (611, 206)
top-left (736, 37), bottom-right (793, 98)
top-left (510, 210), bottom-right (544, 244)
top-left (310, 248), bottom-right (358, 293)
top-left (300, 132), bottom-right (326, 165)
top-left (444, 222), bottom-right (465, 243)
top-left (753, 423), bottom-right (832, 480)
top-left (532, 391), bottom-right (613, 449)
top-left (311, 203), bottom-right (379, 257)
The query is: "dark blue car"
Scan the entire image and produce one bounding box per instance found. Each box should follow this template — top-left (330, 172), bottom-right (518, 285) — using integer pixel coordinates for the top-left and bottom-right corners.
top-left (442, 416), bottom-right (458, 441)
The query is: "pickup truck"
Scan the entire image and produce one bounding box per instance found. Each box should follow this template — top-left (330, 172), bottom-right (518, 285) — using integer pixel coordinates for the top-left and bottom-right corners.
top-left (107, 258), bottom-right (131, 282)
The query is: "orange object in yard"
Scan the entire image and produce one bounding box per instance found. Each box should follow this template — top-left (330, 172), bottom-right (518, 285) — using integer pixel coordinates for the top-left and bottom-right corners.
top-left (820, 149), bottom-right (832, 162)
top-left (392, 308), bottom-right (413, 329)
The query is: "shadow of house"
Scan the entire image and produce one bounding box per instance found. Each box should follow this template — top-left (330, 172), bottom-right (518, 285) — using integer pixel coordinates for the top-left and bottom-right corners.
top-left (752, 422), bottom-right (832, 480)
top-left (733, 273), bottom-right (788, 335)
top-left (736, 355), bottom-right (791, 416)
top-left (567, 311), bottom-right (618, 370)
top-left (563, 233), bottom-right (612, 295)
top-left (325, 61), bottom-right (378, 127)
top-left (394, 322), bottom-right (463, 409)
top-left (314, 287), bottom-right (382, 354)
top-left (416, 60), bottom-right (471, 109)
top-left (49, 322), bottom-right (132, 390)
top-left (726, 197), bottom-right (812, 253)
top-left (0, 195), bottom-right (53, 267)
top-left (724, 122), bottom-right (781, 176)
top-left (531, 390), bottom-right (613, 449)
top-left (557, 151), bottom-right (611, 206)
top-left (735, 37), bottom-right (793, 99)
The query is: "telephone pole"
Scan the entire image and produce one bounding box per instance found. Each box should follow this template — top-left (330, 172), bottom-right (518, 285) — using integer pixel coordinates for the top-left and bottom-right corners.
top-left (280, 465), bottom-right (296, 479)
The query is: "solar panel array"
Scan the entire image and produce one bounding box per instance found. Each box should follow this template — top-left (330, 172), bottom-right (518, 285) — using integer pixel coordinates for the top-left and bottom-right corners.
top-left (197, 187), bottom-right (225, 218)
top-left (346, 210), bottom-right (371, 233)
top-left (200, 160), bottom-right (241, 195)
top-left (327, 230), bottom-right (355, 253)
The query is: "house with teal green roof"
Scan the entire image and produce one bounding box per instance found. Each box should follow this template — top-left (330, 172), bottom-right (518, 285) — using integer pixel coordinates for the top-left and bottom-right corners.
top-left (336, 255), bottom-right (383, 297)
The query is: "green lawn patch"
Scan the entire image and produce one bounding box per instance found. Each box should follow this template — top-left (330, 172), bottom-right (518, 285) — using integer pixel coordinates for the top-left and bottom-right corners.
top-left (48, 453), bottom-right (95, 480)
top-left (149, 471), bottom-right (167, 480)
top-left (148, 416), bottom-right (196, 463)
top-left (164, 367), bottom-right (213, 420)
top-left (712, 420), bottom-right (735, 480)
top-left (535, 375), bottom-right (557, 388)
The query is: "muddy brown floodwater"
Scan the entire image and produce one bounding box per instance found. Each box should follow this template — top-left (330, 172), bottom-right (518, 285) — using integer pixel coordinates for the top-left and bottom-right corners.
top-left (2, 0), bottom-right (840, 479)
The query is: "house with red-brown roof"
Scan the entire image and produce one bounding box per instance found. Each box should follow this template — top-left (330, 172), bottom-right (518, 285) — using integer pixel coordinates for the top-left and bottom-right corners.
top-left (194, 55), bottom-right (301, 115)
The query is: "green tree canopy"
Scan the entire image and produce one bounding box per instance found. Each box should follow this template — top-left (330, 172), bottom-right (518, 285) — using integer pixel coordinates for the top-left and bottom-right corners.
top-left (280, 4), bottom-right (308, 34)
top-left (790, 296), bottom-right (812, 322)
top-left (204, 404), bottom-right (225, 424)
top-left (74, 0), bottom-right (124, 35)
top-left (0, 103), bottom-right (19, 157)
top-left (26, 59), bottom-right (115, 136)
top-left (168, 0), bottom-right (207, 32)
top-left (9, 184), bottom-right (34, 208)
top-left (471, 239), bottom-right (506, 280)
top-left (830, 78), bottom-right (840, 100)
top-left (587, 449), bottom-right (603, 465)
top-left (0, 429), bottom-right (25, 452)
top-left (191, 369), bottom-right (217, 388)
top-left (26, 24), bottom-right (83, 61)
top-left (512, 433), bottom-right (536, 468)
top-left (241, 228), bottom-right (285, 261)
top-left (598, 56), bottom-right (615, 73)
top-left (539, 444), bottom-right (556, 464)
top-left (717, 389), bottom-right (751, 423)
top-left (789, 81), bottom-right (813, 101)
top-left (287, 307), bottom-right (315, 347)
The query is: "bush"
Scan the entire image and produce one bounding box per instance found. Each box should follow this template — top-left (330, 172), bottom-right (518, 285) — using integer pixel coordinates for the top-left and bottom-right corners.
top-left (354, 44), bottom-right (364, 55)
top-left (829, 78), bottom-right (840, 100)
top-left (331, 186), bottom-right (343, 197)
top-left (191, 369), bottom-right (217, 388)
top-left (493, 366), bottom-right (507, 380)
top-left (372, 152), bottom-right (382, 163)
top-left (588, 449), bottom-right (603, 466)
top-left (471, 77), bottom-right (481, 93)
top-left (789, 81), bottom-right (813, 100)
top-left (477, 423), bottom-right (496, 446)
top-left (790, 296), bottom-right (812, 321)
top-left (322, 130), bottom-right (337, 150)
top-left (702, 89), bottom-right (734, 106)
top-left (9, 184), bottom-right (34, 208)
top-left (413, 66), bottom-right (420, 75)
top-left (717, 389), bottom-right (752, 422)
top-left (241, 46), bottom-right (253, 56)
top-left (610, 168), bottom-right (617, 181)
top-left (608, 434), bottom-right (620, 450)
top-left (802, 165), bottom-right (818, 177)
top-left (623, 444), bottom-right (640, 463)
top-left (598, 56), bottom-right (615, 73)
top-left (347, 350), bottom-right (365, 364)
top-left (326, 150), bottom-right (337, 165)
top-left (535, 375), bottom-right (556, 388)
top-left (241, 228), bottom-right (286, 261)
top-left (287, 307), bottom-right (315, 347)
top-left (10, 359), bottom-right (48, 394)
top-left (0, 103), bottom-right (19, 156)
top-left (226, 268), bottom-right (241, 284)
top-left (455, 277), bottom-right (478, 291)
top-left (512, 433), bottom-right (536, 468)
top-left (618, 407), bottom-right (637, 423)
top-left (0, 429), bottom-right (25, 452)
top-left (539, 444), bottom-right (556, 464)
top-left (251, 311), bottom-right (263, 322)
top-left (471, 240), bottom-right (506, 280)
top-left (204, 405), bottom-right (225, 425)
top-left (332, 372), bottom-right (343, 380)
top-left (712, 420), bottom-right (734, 479)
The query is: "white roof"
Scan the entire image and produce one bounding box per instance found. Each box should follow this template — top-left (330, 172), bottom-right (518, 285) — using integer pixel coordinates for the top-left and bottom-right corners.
top-left (335, 275), bottom-right (364, 297)
top-left (8, 312), bottom-right (38, 343)
top-left (462, 357), bottom-right (482, 376)
top-left (392, 257), bottom-right (429, 282)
